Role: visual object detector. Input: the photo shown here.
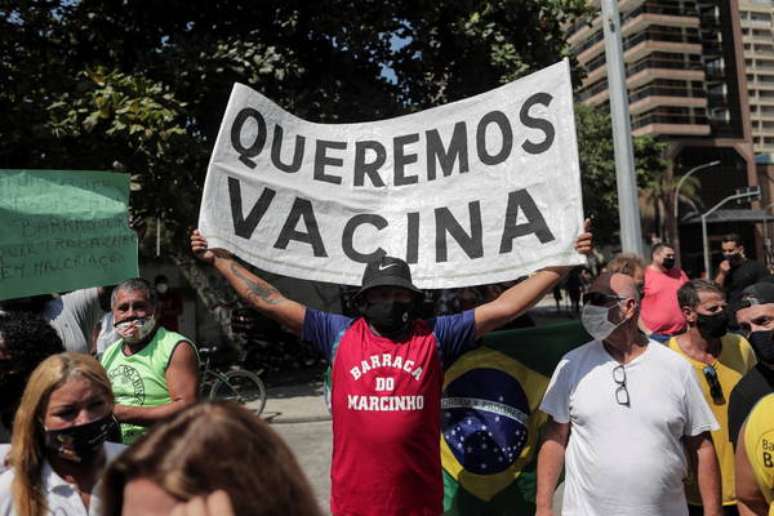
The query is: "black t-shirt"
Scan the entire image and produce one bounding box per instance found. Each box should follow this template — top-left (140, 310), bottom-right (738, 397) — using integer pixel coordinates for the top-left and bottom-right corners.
top-left (728, 363), bottom-right (774, 447)
top-left (725, 259), bottom-right (769, 309)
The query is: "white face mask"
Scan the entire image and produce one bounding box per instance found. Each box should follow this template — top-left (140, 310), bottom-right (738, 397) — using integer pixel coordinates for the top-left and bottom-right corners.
top-left (581, 303), bottom-right (626, 342)
top-left (115, 316), bottom-right (157, 344)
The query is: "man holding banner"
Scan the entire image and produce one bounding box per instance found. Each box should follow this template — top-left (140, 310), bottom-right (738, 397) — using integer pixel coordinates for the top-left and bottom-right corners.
top-left (192, 227), bottom-right (590, 514)
top-left (194, 59), bottom-right (592, 515)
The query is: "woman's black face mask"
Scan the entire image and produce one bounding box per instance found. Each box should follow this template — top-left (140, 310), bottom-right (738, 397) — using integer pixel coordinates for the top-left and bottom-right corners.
top-left (44, 413), bottom-right (118, 463)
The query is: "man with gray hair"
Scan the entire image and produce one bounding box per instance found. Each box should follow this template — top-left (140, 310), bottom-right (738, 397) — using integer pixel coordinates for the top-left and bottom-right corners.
top-left (537, 272), bottom-right (722, 516)
top-left (100, 278), bottom-right (199, 444)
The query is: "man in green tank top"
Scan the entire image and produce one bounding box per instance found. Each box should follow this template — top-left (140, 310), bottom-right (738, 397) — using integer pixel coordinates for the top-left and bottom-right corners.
top-left (101, 278), bottom-right (200, 444)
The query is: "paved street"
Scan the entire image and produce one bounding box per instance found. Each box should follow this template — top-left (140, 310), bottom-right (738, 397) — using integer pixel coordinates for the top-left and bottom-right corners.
top-left (254, 379), bottom-right (333, 514)
top-left (272, 420), bottom-right (332, 514)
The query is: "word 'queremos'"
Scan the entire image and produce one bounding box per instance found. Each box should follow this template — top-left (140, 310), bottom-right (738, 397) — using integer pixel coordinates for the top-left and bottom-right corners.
top-left (230, 92), bottom-right (555, 187)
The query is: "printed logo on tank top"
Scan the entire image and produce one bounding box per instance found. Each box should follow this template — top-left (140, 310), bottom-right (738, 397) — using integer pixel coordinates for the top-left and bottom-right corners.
top-left (108, 364), bottom-right (145, 405)
top-left (334, 320), bottom-right (441, 414)
top-left (346, 352), bottom-right (427, 412)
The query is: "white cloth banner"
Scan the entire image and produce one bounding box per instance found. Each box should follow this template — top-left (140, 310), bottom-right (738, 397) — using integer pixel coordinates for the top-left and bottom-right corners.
top-left (198, 59), bottom-right (585, 289)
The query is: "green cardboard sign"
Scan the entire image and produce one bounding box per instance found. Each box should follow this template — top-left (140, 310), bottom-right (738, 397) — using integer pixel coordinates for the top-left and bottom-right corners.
top-left (0, 170), bottom-right (138, 300)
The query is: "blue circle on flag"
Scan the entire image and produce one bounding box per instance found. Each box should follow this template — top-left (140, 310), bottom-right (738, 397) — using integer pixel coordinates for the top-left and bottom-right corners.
top-left (442, 368), bottom-right (530, 475)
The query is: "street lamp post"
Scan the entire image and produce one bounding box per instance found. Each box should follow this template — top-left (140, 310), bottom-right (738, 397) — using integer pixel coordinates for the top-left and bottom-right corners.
top-left (601, 0), bottom-right (643, 255)
top-left (673, 160), bottom-right (720, 265)
top-left (702, 190), bottom-right (761, 279)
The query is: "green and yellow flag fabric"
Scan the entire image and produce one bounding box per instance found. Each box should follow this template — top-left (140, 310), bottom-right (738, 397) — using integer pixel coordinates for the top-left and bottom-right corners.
top-left (442, 320), bottom-right (589, 515)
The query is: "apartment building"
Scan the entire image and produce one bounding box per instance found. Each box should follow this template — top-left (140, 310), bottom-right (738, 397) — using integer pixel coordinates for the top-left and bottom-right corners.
top-left (569, 1), bottom-right (758, 273)
top-left (740, 0), bottom-right (774, 158)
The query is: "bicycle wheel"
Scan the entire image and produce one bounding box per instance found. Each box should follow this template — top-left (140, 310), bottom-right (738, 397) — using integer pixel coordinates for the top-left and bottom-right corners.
top-left (209, 369), bottom-right (267, 416)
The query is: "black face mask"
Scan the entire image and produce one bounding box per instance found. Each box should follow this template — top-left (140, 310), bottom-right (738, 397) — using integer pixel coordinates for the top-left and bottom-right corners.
top-left (364, 301), bottom-right (414, 339)
top-left (44, 413), bottom-right (118, 463)
top-left (662, 257), bottom-right (676, 270)
top-left (749, 330), bottom-right (774, 364)
top-left (696, 311), bottom-right (729, 339)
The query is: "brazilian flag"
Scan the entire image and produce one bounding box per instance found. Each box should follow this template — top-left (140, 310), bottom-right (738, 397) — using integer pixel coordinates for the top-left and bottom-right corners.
top-left (442, 320), bottom-right (589, 515)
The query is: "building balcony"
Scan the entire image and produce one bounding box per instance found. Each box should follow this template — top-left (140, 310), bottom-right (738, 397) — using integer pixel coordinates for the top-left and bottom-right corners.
top-left (741, 19), bottom-right (773, 30)
top-left (568, 0), bottom-right (696, 45)
top-left (625, 67), bottom-right (705, 89)
top-left (744, 34), bottom-right (774, 45)
top-left (581, 63), bottom-right (704, 91)
top-left (624, 12), bottom-right (700, 34)
top-left (632, 121), bottom-right (711, 137)
top-left (629, 94), bottom-right (707, 115)
top-left (579, 37), bottom-right (702, 70)
top-left (580, 87), bottom-right (708, 111)
top-left (624, 39), bottom-right (703, 63)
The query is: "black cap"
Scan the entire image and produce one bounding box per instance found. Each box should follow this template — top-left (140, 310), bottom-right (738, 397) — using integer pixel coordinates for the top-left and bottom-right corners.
top-left (355, 256), bottom-right (422, 299)
top-left (739, 281), bottom-right (774, 308)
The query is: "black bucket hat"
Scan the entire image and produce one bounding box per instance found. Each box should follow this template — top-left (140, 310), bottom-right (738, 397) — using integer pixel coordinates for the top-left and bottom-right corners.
top-left (355, 256), bottom-right (423, 299)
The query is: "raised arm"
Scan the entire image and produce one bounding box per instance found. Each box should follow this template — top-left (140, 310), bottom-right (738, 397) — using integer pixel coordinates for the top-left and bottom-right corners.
top-left (714, 259), bottom-right (730, 287)
top-left (190, 230), bottom-right (306, 336)
top-left (473, 222), bottom-right (592, 338)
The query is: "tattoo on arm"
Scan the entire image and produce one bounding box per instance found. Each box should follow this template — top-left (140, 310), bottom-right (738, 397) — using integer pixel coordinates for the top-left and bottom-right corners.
top-left (230, 262), bottom-right (284, 306)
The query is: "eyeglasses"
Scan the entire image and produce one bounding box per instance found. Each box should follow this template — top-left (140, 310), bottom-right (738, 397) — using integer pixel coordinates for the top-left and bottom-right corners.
top-left (583, 293), bottom-right (628, 307)
top-left (613, 365), bottom-right (630, 407)
top-left (702, 365), bottom-right (725, 404)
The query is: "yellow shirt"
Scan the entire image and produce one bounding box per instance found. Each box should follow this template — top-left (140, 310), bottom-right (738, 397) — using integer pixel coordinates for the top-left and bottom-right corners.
top-left (743, 393), bottom-right (774, 510)
top-left (668, 334), bottom-right (758, 506)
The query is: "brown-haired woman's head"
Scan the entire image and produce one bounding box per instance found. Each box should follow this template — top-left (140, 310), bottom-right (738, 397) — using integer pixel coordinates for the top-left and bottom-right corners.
top-left (10, 352), bottom-right (115, 516)
top-left (102, 401), bottom-right (323, 516)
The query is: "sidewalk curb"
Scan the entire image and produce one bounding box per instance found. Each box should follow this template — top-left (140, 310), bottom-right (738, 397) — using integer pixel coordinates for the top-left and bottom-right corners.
top-left (265, 414), bottom-right (332, 425)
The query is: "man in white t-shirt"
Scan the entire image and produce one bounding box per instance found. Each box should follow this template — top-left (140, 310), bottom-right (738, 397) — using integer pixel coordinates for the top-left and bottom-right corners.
top-left (536, 272), bottom-right (722, 516)
top-left (42, 287), bottom-right (109, 354)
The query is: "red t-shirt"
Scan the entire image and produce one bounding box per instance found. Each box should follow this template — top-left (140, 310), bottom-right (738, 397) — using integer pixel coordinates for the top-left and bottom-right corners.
top-left (640, 266), bottom-right (689, 335)
top-left (303, 309), bottom-right (477, 516)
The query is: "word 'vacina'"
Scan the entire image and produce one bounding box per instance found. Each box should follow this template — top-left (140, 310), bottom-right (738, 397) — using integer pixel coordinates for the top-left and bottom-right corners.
top-left (227, 177), bottom-right (555, 264)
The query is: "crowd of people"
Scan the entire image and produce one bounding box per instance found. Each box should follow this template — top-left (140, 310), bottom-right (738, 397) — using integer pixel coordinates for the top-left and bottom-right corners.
top-left (0, 224), bottom-right (772, 516)
top-left (540, 234), bottom-right (773, 516)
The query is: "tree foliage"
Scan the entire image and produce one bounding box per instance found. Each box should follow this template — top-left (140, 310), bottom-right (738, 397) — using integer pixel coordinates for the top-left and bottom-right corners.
top-left (2, 1), bottom-right (592, 247)
top-left (574, 103), bottom-right (669, 246)
top-left (1, 1), bottom-right (676, 246)
top-left (1, 0), bottom-right (677, 341)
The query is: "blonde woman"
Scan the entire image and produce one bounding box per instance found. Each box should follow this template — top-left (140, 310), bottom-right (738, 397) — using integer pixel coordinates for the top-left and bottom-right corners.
top-left (0, 353), bottom-right (123, 516)
top-left (101, 401), bottom-right (323, 516)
